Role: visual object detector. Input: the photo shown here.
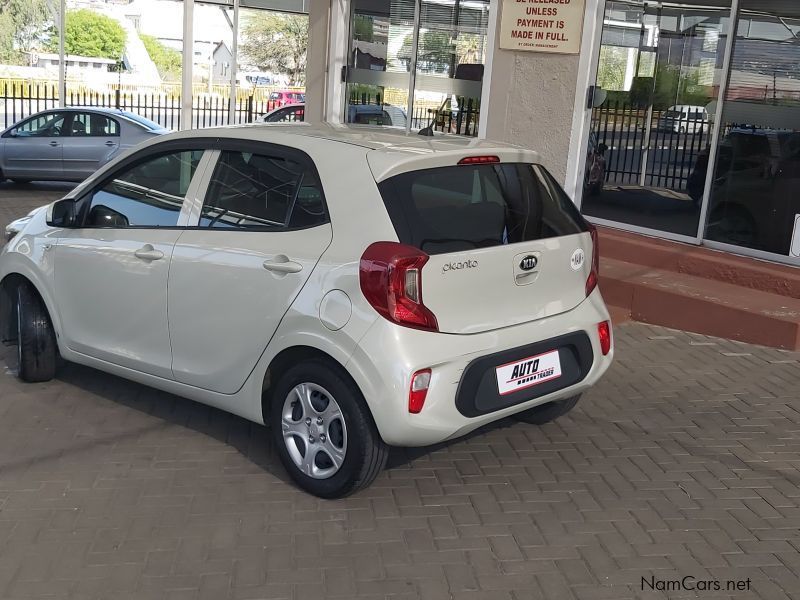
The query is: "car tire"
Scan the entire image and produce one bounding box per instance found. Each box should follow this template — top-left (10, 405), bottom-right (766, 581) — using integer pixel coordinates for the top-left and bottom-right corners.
top-left (270, 358), bottom-right (388, 498)
top-left (16, 283), bottom-right (57, 383)
top-left (512, 394), bottom-right (581, 425)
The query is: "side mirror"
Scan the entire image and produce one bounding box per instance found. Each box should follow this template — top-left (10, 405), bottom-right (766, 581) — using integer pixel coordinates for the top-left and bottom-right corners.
top-left (46, 199), bottom-right (77, 228)
top-left (88, 205), bottom-right (129, 228)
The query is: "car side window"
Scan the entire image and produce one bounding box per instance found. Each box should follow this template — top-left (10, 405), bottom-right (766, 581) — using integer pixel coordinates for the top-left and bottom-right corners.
top-left (14, 113), bottom-right (66, 137)
top-left (83, 150), bottom-right (204, 228)
top-left (71, 113), bottom-right (120, 137)
top-left (199, 149), bottom-right (327, 230)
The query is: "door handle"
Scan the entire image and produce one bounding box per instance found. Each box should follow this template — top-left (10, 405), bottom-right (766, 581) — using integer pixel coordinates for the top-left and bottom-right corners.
top-left (49, 141), bottom-right (58, 147)
top-left (134, 245), bottom-right (164, 261)
top-left (105, 141), bottom-right (115, 146)
top-left (263, 256), bottom-right (303, 274)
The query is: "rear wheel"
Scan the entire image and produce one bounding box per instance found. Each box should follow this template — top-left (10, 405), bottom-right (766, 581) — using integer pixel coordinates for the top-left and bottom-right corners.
top-left (270, 359), bottom-right (388, 498)
top-left (513, 394), bottom-right (581, 425)
top-left (16, 283), bottom-right (57, 382)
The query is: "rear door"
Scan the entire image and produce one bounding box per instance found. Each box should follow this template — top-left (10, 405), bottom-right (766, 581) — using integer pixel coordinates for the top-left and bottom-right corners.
top-left (376, 161), bottom-right (593, 334)
top-left (168, 144), bottom-right (332, 394)
top-left (61, 111), bottom-right (120, 180)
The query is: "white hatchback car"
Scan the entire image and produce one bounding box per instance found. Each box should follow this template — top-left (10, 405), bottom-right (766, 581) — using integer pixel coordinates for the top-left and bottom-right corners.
top-left (1, 124), bottom-right (613, 498)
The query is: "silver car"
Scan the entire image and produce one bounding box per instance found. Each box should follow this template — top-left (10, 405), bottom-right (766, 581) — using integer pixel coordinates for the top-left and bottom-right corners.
top-left (0, 107), bottom-right (168, 183)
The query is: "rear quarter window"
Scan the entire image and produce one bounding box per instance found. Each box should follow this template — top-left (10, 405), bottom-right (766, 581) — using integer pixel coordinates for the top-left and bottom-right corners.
top-left (377, 163), bottom-right (588, 255)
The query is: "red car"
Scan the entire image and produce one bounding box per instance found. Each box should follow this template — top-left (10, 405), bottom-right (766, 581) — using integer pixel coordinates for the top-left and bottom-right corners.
top-left (269, 90), bottom-right (305, 108)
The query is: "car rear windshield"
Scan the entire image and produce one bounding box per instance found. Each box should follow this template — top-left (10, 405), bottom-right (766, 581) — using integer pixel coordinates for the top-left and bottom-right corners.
top-left (121, 112), bottom-right (164, 131)
top-left (377, 163), bottom-right (588, 255)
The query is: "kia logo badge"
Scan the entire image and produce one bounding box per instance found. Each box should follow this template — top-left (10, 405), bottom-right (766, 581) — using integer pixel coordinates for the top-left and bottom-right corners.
top-left (519, 255), bottom-right (538, 271)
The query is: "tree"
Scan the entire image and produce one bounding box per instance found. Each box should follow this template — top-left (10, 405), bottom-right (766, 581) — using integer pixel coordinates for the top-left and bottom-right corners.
top-left (240, 13), bottom-right (308, 86)
top-left (0, 0), bottom-right (52, 64)
top-left (353, 15), bottom-right (374, 43)
top-left (141, 34), bottom-right (181, 81)
top-left (397, 30), bottom-right (454, 73)
top-left (50, 9), bottom-right (126, 60)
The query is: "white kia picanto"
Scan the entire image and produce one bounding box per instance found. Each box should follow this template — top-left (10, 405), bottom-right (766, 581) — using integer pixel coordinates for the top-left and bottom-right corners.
top-left (0, 124), bottom-right (613, 498)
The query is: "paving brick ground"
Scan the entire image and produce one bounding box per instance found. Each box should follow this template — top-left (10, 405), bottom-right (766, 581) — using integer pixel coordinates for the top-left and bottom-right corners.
top-left (1, 185), bottom-right (800, 600)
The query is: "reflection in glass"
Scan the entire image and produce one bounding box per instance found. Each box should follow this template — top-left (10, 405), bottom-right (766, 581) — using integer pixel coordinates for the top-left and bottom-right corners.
top-left (86, 151), bottom-right (202, 228)
top-left (703, 1), bottom-right (800, 261)
top-left (581, 0), bottom-right (731, 238)
top-left (345, 0), bottom-right (488, 134)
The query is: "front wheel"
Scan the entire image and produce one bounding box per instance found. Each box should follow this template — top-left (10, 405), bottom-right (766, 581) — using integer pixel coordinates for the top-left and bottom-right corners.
top-left (16, 284), bottom-right (57, 382)
top-left (513, 394), bottom-right (581, 425)
top-left (270, 359), bottom-right (388, 498)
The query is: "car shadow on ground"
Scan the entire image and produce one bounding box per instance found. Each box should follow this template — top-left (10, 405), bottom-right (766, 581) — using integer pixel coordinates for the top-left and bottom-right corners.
top-left (2, 347), bottom-right (518, 489)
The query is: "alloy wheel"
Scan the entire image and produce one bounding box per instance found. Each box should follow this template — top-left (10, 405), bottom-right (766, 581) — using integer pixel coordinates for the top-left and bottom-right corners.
top-left (281, 382), bottom-right (348, 479)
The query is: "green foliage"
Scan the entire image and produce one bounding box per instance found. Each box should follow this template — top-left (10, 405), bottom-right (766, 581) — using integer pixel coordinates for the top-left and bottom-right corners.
top-left (353, 15), bottom-right (374, 43)
top-left (140, 34), bottom-right (181, 81)
top-left (398, 30), bottom-right (454, 73)
top-left (596, 46), bottom-right (628, 92)
top-left (240, 13), bottom-right (308, 86)
top-left (0, 0), bottom-right (52, 64)
top-left (52, 9), bottom-right (126, 60)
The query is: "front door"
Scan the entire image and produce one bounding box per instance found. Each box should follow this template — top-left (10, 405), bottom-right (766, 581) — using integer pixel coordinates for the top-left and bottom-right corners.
top-left (54, 148), bottom-right (205, 378)
top-left (1, 111), bottom-right (67, 179)
top-left (579, 0), bottom-right (734, 240)
top-left (168, 146), bottom-right (332, 394)
top-left (61, 111), bottom-right (121, 180)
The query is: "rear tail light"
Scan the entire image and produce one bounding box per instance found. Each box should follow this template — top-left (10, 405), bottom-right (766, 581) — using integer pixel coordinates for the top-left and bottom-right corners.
top-left (585, 223), bottom-right (600, 297)
top-left (408, 369), bottom-right (432, 414)
top-left (598, 321), bottom-right (612, 355)
top-left (359, 242), bottom-right (439, 331)
top-left (458, 155), bottom-right (500, 165)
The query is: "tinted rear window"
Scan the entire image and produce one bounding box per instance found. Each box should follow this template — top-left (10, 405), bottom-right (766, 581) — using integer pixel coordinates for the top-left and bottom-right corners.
top-left (377, 163), bottom-right (588, 255)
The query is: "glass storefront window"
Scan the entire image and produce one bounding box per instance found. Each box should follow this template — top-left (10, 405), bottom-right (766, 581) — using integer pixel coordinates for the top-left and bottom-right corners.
top-left (581, 0), bottom-right (733, 239)
top-left (345, 0), bottom-right (488, 134)
top-left (703, 0), bottom-right (800, 262)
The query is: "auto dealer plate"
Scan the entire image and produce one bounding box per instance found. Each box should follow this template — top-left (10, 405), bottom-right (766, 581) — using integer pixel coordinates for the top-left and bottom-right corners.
top-left (495, 350), bottom-right (562, 396)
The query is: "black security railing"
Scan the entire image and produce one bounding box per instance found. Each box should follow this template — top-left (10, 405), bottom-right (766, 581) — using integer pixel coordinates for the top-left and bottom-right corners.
top-left (591, 101), bottom-right (711, 191)
top-left (0, 81), bottom-right (281, 130)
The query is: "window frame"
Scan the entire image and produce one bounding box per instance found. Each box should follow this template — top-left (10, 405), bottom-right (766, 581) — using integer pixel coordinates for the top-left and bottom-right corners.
top-left (187, 140), bottom-right (330, 232)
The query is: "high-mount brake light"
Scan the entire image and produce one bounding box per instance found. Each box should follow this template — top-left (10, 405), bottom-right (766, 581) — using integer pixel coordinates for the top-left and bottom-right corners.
top-left (457, 155), bottom-right (500, 165)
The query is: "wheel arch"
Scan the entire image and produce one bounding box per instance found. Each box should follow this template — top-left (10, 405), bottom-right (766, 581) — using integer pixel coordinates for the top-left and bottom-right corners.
top-left (261, 345), bottom-right (372, 427)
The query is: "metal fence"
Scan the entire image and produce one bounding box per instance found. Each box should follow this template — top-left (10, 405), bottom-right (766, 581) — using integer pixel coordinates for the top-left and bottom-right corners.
top-left (591, 101), bottom-right (710, 191)
top-left (2, 82), bottom-right (481, 136)
top-left (0, 81), bottom-right (282, 130)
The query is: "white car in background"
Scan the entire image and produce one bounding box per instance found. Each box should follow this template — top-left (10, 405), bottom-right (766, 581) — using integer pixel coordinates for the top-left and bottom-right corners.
top-left (657, 105), bottom-right (710, 134)
top-left (1, 124), bottom-right (613, 498)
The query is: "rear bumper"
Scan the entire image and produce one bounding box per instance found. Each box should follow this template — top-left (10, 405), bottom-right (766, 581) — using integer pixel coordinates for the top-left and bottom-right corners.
top-left (345, 289), bottom-right (613, 447)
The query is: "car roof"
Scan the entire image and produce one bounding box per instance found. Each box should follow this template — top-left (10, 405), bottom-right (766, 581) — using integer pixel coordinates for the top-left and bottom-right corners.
top-left (179, 122), bottom-right (530, 153)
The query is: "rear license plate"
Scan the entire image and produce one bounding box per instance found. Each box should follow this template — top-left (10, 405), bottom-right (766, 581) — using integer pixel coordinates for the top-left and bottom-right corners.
top-left (495, 350), bottom-right (562, 396)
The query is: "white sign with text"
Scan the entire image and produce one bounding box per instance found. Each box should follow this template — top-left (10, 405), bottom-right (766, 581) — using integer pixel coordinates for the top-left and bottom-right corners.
top-left (499, 0), bottom-right (586, 54)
